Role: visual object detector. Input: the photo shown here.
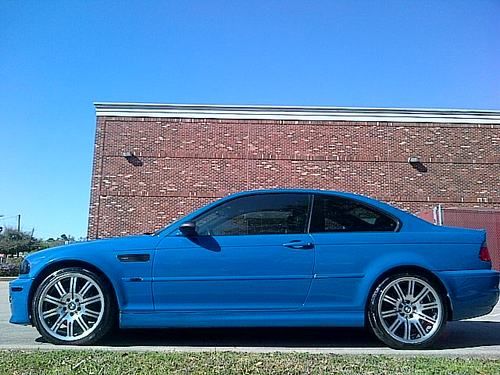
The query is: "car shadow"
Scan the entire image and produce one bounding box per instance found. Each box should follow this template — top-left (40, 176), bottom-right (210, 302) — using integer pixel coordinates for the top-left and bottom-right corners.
top-left (432, 320), bottom-right (500, 349)
top-left (100, 320), bottom-right (500, 349)
top-left (34, 320), bottom-right (500, 350)
top-left (187, 236), bottom-right (221, 252)
top-left (98, 326), bottom-right (382, 348)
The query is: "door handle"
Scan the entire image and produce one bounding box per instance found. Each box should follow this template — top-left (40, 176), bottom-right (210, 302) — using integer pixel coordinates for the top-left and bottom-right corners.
top-left (282, 241), bottom-right (314, 250)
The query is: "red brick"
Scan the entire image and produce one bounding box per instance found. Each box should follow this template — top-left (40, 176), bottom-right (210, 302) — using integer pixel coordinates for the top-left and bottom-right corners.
top-left (88, 117), bottom-right (500, 238)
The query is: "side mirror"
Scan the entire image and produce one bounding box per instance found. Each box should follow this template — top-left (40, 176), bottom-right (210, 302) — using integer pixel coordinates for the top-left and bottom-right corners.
top-left (179, 221), bottom-right (197, 236)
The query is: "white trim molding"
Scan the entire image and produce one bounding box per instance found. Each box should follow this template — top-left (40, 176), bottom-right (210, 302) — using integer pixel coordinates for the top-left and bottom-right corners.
top-left (94, 102), bottom-right (500, 124)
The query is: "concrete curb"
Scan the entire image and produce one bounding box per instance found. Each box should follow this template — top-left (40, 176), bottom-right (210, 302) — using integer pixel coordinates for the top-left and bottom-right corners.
top-left (0, 277), bottom-right (16, 282)
top-left (0, 344), bottom-right (500, 357)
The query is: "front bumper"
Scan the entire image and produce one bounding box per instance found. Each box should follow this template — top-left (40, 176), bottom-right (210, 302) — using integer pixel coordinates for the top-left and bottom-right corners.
top-left (437, 269), bottom-right (500, 321)
top-left (9, 277), bottom-right (34, 325)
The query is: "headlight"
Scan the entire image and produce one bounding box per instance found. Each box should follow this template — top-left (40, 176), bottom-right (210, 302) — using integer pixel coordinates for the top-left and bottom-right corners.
top-left (19, 259), bottom-right (30, 275)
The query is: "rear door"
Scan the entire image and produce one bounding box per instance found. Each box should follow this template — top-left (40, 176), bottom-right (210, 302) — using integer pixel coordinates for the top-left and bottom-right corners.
top-left (153, 192), bottom-right (315, 311)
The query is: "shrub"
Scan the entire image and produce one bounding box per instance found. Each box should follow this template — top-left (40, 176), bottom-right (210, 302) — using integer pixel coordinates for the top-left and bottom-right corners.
top-left (0, 263), bottom-right (18, 277)
top-left (6, 256), bottom-right (23, 266)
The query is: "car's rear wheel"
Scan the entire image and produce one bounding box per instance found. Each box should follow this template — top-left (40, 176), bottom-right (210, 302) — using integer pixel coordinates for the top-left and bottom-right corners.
top-left (32, 267), bottom-right (114, 345)
top-left (368, 273), bottom-right (447, 349)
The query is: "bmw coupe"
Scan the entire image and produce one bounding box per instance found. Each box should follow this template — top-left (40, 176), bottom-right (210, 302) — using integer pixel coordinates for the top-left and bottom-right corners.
top-left (9, 189), bottom-right (499, 349)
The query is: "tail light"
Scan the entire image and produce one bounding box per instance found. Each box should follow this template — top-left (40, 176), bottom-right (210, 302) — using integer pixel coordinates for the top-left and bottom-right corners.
top-left (479, 244), bottom-right (491, 262)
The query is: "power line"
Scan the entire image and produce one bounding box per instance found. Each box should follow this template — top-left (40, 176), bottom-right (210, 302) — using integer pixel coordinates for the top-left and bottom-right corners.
top-left (0, 215), bottom-right (20, 220)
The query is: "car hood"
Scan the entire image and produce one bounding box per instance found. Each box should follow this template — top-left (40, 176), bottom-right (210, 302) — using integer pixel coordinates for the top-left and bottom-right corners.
top-left (25, 234), bottom-right (160, 263)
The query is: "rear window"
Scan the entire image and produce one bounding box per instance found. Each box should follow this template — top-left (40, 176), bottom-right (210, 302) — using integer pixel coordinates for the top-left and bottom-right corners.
top-left (310, 194), bottom-right (398, 233)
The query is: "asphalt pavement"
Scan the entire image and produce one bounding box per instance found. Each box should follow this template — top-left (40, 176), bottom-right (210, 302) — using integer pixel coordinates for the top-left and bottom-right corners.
top-left (1, 281), bottom-right (500, 357)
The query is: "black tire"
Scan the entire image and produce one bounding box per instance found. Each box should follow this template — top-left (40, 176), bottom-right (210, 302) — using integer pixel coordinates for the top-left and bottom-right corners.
top-left (31, 267), bottom-right (115, 345)
top-left (367, 272), bottom-right (447, 349)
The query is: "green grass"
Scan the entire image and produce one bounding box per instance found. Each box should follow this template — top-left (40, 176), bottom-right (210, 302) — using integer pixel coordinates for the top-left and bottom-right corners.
top-left (0, 350), bottom-right (499, 375)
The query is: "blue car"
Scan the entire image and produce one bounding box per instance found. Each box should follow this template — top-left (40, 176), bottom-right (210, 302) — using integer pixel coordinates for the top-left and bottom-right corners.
top-left (9, 189), bottom-right (499, 349)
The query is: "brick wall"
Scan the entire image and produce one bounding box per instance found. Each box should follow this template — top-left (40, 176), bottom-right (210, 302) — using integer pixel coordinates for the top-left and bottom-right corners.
top-left (88, 116), bottom-right (500, 238)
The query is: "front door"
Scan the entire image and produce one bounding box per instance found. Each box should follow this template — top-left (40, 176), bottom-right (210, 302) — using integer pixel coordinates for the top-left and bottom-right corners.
top-left (153, 193), bottom-right (315, 311)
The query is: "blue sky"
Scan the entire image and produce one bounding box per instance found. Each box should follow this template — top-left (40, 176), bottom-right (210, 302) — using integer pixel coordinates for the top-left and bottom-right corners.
top-left (1, 1), bottom-right (499, 239)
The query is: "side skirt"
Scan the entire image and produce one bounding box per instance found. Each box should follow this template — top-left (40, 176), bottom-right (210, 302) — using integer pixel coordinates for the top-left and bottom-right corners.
top-left (120, 310), bottom-right (365, 329)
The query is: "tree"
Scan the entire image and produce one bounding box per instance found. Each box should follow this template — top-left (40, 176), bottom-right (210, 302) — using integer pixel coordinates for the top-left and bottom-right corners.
top-left (0, 228), bottom-right (39, 257)
top-left (59, 234), bottom-right (75, 242)
top-left (0, 229), bottom-right (78, 258)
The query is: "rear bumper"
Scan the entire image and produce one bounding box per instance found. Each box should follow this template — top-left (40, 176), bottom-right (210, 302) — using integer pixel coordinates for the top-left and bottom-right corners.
top-left (9, 277), bottom-right (33, 325)
top-left (437, 269), bottom-right (500, 321)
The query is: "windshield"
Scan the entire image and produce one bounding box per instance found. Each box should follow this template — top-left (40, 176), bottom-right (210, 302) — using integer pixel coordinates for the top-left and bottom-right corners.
top-left (152, 196), bottom-right (228, 236)
top-left (153, 217), bottom-right (181, 236)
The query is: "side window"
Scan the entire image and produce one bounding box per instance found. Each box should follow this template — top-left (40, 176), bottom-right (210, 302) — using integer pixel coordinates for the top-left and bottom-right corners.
top-left (310, 195), bottom-right (398, 233)
top-left (194, 194), bottom-right (310, 236)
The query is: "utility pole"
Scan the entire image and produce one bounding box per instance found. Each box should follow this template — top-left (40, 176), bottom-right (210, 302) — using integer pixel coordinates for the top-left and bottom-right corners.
top-left (0, 214), bottom-right (21, 232)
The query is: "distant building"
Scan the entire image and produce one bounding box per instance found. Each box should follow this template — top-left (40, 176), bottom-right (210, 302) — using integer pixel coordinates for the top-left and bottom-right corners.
top-left (88, 103), bottom-right (500, 239)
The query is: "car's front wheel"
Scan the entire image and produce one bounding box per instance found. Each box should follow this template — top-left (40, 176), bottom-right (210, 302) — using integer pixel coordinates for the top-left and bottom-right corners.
top-left (368, 273), bottom-right (447, 349)
top-left (32, 267), bottom-right (114, 345)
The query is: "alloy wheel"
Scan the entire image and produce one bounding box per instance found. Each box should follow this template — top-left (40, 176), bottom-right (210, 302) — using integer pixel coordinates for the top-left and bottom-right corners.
top-left (377, 276), bottom-right (443, 344)
top-left (36, 272), bottom-right (105, 342)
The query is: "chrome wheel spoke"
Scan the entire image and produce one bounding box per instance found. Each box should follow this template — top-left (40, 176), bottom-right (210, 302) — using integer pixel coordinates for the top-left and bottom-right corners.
top-left (393, 283), bottom-right (406, 300)
top-left (414, 319), bottom-right (427, 338)
top-left (42, 307), bottom-right (59, 319)
top-left (388, 317), bottom-right (403, 333)
top-left (67, 321), bottom-right (74, 337)
top-left (416, 312), bottom-right (436, 325)
top-left (79, 281), bottom-right (92, 297)
top-left (414, 286), bottom-right (430, 303)
top-left (45, 294), bottom-right (63, 307)
top-left (69, 277), bottom-right (77, 297)
top-left (75, 315), bottom-right (90, 332)
top-left (50, 312), bottom-right (67, 332)
top-left (82, 295), bottom-right (101, 306)
top-left (83, 309), bottom-right (100, 319)
top-left (407, 280), bottom-right (415, 299)
top-left (383, 295), bottom-right (399, 306)
top-left (420, 302), bottom-right (439, 310)
top-left (54, 281), bottom-right (66, 297)
top-left (403, 319), bottom-right (411, 341)
top-left (381, 309), bottom-right (398, 318)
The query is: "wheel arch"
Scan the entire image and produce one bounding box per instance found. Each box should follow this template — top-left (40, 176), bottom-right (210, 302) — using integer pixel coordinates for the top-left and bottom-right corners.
top-left (364, 265), bottom-right (453, 321)
top-left (28, 260), bottom-right (120, 324)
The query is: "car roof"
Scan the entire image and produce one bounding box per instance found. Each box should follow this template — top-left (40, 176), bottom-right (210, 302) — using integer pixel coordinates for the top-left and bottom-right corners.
top-left (226, 188), bottom-right (387, 208)
top-left (228, 188), bottom-right (365, 199)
